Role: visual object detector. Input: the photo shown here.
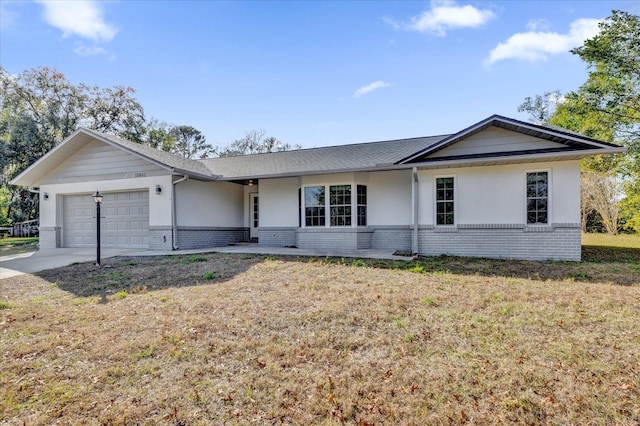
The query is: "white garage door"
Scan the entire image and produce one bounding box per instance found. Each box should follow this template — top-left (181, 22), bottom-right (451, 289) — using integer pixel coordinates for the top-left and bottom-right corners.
top-left (63, 191), bottom-right (150, 248)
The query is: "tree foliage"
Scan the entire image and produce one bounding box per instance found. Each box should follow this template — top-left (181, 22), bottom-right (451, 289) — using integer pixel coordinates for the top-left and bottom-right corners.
top-left (518, 11), bottom-right (640, 233)
top-left (0, 66), bottom-right (215, 223)
top-left (216, 129), bottom-right (300, 157)
top-left (168, 125), bottom-right (214, 159)
top-left (517, 90), bottom-right (563, 125)
top-left (0, 66), bottom-right (146, 223)
top-left (581, 171), bottom-right (620, 235)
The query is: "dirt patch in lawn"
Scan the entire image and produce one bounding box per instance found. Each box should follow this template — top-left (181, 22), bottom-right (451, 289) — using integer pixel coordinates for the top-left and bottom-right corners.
top-left (1, 253), bottom-right (639, 425)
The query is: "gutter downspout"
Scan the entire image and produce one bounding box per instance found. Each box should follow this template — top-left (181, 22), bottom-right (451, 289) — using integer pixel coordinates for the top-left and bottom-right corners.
top-left (412, 167), bottom-right (419, 256)
top-left (171, 175), bottom-right (189, 250)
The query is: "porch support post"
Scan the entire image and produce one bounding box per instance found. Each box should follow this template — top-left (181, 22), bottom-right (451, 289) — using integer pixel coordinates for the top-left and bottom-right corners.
top-left (412, 167), bottom-right (419, 255)
top-left (171, 175), bottom-right (189, 250)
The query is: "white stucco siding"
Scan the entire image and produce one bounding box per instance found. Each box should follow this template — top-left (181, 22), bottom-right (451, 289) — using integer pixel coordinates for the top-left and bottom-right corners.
top-left (368, 170), bottom-right (412, 225)
top-left (429, 127), bottom-right (567, 158)
top-left (40, 140), bottom-right (167, 184)
top-left (38, 175), bottom-right (174, 228)
top-left (550, 162), bottom-right (581, 223)
top-left (417, 160), bottom-right (581, 225)
top-left (301, 173), bottom-right (357, 186)
top-left (175, 180), bottom-right (244, 227)
top-left (259, 178), bottom-right (299, 227)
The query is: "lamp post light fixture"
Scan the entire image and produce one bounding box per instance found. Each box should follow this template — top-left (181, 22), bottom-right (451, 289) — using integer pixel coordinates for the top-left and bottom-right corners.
top-left (93, 191), bottom-right (103, 266)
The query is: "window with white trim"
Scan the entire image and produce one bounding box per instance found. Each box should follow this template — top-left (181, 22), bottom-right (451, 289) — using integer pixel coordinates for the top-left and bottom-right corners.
top-left (330, 185), bottom-right (351, 226)
top-left (526, 172), bottom-right (548, 224)
top-left (305, 186), bottom-right (325, 226)
top-left (302, 184), bottom-right (367, 227)
top-left (357, 185), bottom-right (367, 226)
top-left (436, 177), bottom-right (455, 225)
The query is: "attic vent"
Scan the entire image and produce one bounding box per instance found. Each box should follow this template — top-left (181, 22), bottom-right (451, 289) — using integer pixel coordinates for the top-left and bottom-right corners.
top-left (134, 172), bottom-right (147, 178)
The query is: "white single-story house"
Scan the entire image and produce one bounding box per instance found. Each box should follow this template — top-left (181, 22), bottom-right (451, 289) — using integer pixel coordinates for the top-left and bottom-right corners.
top-left (11, 115), bottom-right (624, 261)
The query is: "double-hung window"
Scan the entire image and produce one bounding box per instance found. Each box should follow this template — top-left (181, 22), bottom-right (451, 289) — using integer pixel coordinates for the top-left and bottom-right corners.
top-left (436, 177), bottom-right (455, 225)
top-left (357, 185), bottom-right (367, 226)
top-left (330, 185), bottom-right (351, 226)
top-left (526, 172), bottom-right (548, 224)
top-left (302, 184), bottom-right (367, 227)
top-left (305, 186), bottom-right (325, 226)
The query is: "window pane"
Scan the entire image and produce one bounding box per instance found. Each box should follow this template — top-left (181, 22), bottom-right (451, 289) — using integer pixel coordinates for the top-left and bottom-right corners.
top-left (436, 177), bottom-right (454, 225)
top-left (526, 172), bottom-right (548, 224)
top-left (329, 185), bottom-right (352, 227)
top-left (305, 186), bottom-right (324, 207)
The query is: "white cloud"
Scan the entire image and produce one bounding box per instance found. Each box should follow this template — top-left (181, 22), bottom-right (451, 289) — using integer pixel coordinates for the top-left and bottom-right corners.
top-left (486, 18), bottom-right (601, 65)
top-left (354, 81), bottom-right (391, 98)
top-left (73, 44), bottom-right (107, 57)
top-left (37, 0), bottom-right (117, 42)
top-left (393, 0), bottom-right (495, 36)
top-left (526, 18), bottom-right (551, 32)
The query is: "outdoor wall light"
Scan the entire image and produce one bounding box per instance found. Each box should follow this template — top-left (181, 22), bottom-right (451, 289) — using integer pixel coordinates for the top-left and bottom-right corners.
top-left (93, 191), bottom-right (103, 266)
top-left (248, 179), bottom-right (254, 187)
top-left (43, 192), bottom-right (49, 200)
top-left (156, 184), bottom-right (162, 195)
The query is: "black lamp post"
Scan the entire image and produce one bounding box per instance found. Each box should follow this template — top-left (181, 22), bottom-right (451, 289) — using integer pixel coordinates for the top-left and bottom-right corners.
top-left (93, 191), bottom-right (103, 266)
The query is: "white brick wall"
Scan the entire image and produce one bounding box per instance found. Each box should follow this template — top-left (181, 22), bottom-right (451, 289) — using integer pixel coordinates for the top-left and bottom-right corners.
top-left (39, 226), bottom-right (61, 249)
top-left (176, 227), bottom-right (248, 249)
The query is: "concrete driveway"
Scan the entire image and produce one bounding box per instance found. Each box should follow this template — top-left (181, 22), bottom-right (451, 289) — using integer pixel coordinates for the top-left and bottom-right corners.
top-left (0, 248), bottom-right (141, 279)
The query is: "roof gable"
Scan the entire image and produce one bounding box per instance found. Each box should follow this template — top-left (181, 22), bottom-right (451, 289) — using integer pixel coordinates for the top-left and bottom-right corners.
top-left (11, 128), bottom-right (215, 187)
top-left (398, 115), bottom-right (624, 164)
top-left (39, 138), bottom-right (167, 185)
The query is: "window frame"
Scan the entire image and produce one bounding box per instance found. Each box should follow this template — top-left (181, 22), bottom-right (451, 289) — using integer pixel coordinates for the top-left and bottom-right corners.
top-left (301, 183), bottom-right (367, 228)
top-left (356, 185), bottom-right (367, 227)
top-left (303, 185), bottom-right (326, 227)
top-left (434, 175), bottom-right (456, 226)
top-left (525, 170), bottom-right (551, 225)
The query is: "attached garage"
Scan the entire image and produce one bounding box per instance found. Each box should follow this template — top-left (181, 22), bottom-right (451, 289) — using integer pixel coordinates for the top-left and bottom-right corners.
top-left (63, 191), bottom-right (150, 248)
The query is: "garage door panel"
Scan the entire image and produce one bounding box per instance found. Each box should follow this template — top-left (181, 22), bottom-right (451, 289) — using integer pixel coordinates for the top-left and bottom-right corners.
top-left (63, 190), bottom-right (149, 248)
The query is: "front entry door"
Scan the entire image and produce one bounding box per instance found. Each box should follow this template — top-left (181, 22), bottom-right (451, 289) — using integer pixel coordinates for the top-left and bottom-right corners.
top-left (250, 193), bottom-right (259, 240)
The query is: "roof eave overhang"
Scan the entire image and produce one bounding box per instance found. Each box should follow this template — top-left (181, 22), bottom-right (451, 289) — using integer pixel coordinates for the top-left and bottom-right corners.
top-left (171, 168), bottom-right (220, 181)
top-left (216, 147), bottom-right (625, 182)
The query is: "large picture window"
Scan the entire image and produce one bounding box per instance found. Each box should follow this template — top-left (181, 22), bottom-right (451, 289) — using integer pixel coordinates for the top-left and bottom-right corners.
top-left (436, 177), bottom-right (455, 225)
top-left (330, 185), bottom-right (351, 226)
top-left (526, 172), bottom-right (548, 224)
top-left (302, 184), bottom-right (366, 227)
top-left (305, 186), bottom-right (325, 226)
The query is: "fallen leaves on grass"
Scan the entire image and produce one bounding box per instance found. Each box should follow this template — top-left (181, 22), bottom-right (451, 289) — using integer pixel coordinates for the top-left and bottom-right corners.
top-left (0, 253), bottom-right (639, 424)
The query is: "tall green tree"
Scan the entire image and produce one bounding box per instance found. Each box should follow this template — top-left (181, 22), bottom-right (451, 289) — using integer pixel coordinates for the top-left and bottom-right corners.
top-left (517, 11), bottom-right (640, 233)
top-left (554, 10), bottom-right (639, 175)
top-left (0, 66), bottom-right (146, 223)
top-left (168, 125), bottom-right (214, 159)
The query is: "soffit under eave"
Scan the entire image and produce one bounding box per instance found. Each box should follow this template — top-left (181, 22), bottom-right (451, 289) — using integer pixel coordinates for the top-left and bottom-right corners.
top-left (408, 148), bottom-right (624, 170)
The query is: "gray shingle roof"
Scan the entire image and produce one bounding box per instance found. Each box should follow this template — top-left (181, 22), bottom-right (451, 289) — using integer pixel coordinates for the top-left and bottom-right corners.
top-left (199, 135), bottom-right (448, 179)
top-left (85, 129), bottom-right (214, 178)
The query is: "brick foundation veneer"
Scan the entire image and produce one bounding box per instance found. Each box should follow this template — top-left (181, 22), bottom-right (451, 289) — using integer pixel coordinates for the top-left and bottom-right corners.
top-left (176, 227), bottom-right (249, 249)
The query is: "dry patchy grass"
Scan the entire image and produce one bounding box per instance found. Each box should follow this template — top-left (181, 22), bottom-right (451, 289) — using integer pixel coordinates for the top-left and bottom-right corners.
top-left (1, 253), bottom-right (639, 425)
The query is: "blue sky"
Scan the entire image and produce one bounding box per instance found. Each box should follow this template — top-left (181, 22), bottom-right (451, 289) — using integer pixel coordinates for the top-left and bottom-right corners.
top-left (1, 0), bottom-right (639, 149)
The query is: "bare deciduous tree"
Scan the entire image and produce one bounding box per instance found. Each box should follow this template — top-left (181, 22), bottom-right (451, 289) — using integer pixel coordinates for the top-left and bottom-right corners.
top-left (581, 171), bottom-right (621, 235)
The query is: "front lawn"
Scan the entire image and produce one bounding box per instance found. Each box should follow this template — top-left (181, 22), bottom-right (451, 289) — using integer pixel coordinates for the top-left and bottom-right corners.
top-left (0, 237), bottom-right (38, 256)
top-left (1, 252), bottom-right (638, 424)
